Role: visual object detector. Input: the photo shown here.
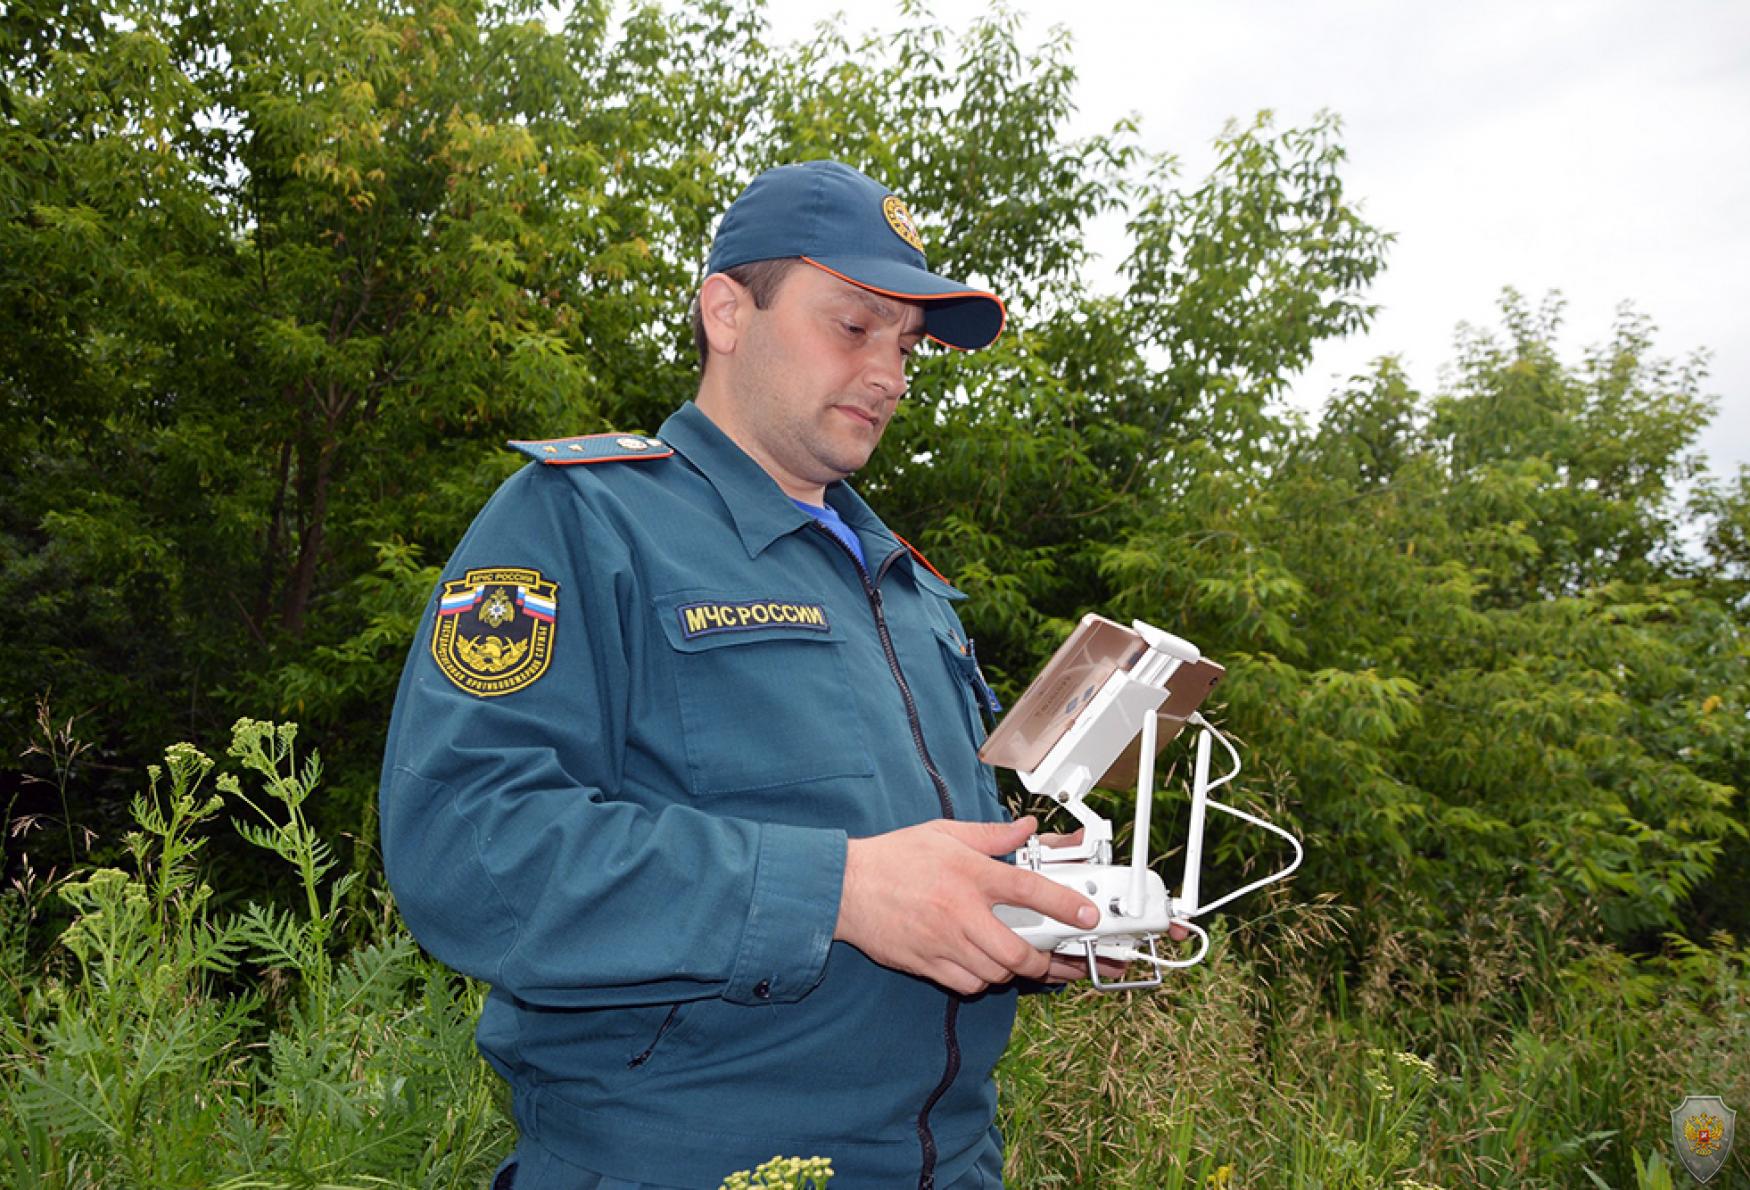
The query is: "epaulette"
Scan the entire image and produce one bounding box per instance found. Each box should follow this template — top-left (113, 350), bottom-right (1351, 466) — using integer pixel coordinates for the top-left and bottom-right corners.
top-left (893, 531), bottom-right (954, 587)
top-left (507, 433), bottom-right (674, 465)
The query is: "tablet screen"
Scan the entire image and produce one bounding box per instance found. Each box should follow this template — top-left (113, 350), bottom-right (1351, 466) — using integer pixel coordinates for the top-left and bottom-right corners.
top-left (977, 616), bottom-right (1224, 783)
top-left (976, 614), bottom-right (1146, 772)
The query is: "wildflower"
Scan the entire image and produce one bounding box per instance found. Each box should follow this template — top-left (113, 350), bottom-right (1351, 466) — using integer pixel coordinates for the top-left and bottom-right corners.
top-left (164, 742), bottom-right (214, 774)
top-left (719, 1154), bottom-right (833, 1190)
top-left (1392, 1051), bottom-right (1437, 1080)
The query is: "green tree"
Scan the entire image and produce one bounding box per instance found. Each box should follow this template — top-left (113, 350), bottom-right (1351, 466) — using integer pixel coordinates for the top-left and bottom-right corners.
top-left (1101, 291), bottom-right (1744, 968)
top-left (1, 1), bottom-right (1389, 874)
top-left (2, 0), bottom-right (758, 853)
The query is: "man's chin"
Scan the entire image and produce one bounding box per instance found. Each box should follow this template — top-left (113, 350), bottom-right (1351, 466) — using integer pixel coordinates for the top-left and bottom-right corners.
top-left (815, 432), bottom-right (882, 477)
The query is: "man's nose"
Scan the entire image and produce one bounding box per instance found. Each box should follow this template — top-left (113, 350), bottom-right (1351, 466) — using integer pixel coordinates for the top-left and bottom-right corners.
top-left (867, 344), bottom-right (908, 400)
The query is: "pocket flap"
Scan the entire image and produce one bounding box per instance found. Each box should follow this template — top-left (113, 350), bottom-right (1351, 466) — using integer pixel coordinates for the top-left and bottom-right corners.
top-left (909, 565), bottom-right (968, 602)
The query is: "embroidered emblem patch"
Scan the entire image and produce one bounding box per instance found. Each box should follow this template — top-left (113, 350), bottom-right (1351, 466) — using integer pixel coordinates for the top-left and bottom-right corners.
top-left (677, 600), bottom-right (830, 640)
top-left (431, 567), bottom-right (559, 697)
top-left (882, 194), bottom-right (925, 254)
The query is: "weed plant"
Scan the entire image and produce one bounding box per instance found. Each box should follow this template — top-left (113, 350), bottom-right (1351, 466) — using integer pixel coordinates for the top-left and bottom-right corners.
top-left (0, 721), bottom-right (510, 1188)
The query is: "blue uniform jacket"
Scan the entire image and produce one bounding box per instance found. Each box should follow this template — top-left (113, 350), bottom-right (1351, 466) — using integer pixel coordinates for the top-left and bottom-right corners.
top-left (380, 401), bottom-right (1016, 1189)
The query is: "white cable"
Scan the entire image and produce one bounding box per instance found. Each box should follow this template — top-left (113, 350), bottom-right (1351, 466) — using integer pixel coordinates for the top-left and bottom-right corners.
top-left (1178, 713), bottom-right (1304, 918)
top-left (1190, 710), bottom-right (1240, 796)
top-left (1099, 918), bottom-right (1211, 969)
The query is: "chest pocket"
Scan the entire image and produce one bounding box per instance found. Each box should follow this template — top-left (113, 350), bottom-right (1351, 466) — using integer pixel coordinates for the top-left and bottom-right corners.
top-left (933, 626), bottom-right (988, 745)
top-left (930, 623), bottom-right (1005, 813)
top-left (658, 593), bottom-right (875, 796)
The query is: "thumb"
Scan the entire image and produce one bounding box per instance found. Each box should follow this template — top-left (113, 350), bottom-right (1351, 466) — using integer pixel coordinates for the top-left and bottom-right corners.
top-left (936, 815), bottom-right (1037, 856)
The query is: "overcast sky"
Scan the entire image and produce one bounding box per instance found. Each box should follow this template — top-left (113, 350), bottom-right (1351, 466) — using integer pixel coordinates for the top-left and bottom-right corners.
top-left (763, 0), bottom-right (1750, 487)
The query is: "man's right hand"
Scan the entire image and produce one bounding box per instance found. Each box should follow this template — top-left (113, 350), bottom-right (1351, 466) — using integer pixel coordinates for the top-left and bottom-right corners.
top-left (833, 816), bottom-right (1099, 996)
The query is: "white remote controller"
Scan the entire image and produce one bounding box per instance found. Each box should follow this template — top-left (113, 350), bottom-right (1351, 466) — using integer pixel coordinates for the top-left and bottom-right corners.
top-left (994, 858), bottom-right (1174, 954)
top-left (995, 853), bottom-right (1204, 989)
top-left (982, 618), bottom-right (1301, 989)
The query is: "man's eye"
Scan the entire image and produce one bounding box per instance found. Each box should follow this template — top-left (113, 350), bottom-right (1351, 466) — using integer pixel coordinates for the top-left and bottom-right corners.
top-left (841, 321), bottom-right (866, 337)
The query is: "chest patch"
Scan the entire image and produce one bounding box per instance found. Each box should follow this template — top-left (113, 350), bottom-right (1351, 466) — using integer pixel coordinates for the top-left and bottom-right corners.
top-left (430, 567), bottom-right (559, 697)
top-left (677, 599), bottom-right (830, 640)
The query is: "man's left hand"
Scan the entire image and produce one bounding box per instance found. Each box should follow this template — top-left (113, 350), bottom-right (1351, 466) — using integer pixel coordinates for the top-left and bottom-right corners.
top-left (1040, 951), bottom-right (1132, 984)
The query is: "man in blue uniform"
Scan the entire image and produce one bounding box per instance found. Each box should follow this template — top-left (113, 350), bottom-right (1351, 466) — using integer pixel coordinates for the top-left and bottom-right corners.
top-left (380, 160), bottom-right (1104, 1189)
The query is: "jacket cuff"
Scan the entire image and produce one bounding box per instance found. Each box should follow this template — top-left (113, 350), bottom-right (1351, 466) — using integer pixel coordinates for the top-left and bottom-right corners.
top-left (723, 822), bottom-right (847, 1005)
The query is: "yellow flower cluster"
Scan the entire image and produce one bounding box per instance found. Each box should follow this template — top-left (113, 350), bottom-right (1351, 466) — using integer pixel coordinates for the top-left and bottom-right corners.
top-left (719, 1154), bottom-right (834, 1190)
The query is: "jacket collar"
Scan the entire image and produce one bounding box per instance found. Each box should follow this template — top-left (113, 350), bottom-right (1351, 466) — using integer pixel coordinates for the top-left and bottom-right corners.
top-left (659, 401), bottom-right (904, 567)
top-left (821, 477), bottom-right (905, 571)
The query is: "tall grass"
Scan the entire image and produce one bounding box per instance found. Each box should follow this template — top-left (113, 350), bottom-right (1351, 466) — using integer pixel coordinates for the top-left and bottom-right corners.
top-left (998, 894), bottom-right (1750, 1187)
top-left (4, 723), bottom-right (1746, 1187)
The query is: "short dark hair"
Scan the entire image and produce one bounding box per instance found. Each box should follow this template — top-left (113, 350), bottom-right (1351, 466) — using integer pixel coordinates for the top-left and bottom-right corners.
top-left (691, 258), bottom-right (801, 376)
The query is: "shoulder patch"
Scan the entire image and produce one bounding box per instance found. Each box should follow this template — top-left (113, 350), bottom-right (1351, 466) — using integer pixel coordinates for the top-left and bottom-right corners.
top-left (431, 567), bottom-right (558, 697)
top-left (507, 433), bottom-right (674, 465)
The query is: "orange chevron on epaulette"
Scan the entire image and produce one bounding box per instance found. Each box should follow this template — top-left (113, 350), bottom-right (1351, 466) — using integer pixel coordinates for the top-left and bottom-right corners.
top-left (507, 433), bottom-right (674, 465)
top-left (893, 532), bottom-right (953, 587)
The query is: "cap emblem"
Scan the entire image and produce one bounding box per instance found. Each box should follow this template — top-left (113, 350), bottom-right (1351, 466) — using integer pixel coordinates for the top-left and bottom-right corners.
top-left (882, 194), bottom-right (925, 254)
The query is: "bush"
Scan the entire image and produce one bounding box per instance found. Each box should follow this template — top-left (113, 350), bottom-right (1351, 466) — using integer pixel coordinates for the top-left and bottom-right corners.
top-left (0, 721), bottom-right (510, 1188)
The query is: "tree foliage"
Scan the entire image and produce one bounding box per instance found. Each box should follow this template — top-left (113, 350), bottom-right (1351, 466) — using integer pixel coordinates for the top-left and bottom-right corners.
top-left (3, 0), bottom-right (768, 842)
top-left (2, 0), bottom-right (1744, 974)
top-left (4, 2), bottom-right (1748, 1185)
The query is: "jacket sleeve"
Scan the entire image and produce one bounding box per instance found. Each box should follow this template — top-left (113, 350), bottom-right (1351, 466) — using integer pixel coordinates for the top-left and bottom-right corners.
top-left (379, 464), bottom-right (846, 1010)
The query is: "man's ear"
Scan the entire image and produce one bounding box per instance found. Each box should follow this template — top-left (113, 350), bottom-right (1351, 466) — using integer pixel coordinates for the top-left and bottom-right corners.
top-left (698, 272), bottom-right (749, 359)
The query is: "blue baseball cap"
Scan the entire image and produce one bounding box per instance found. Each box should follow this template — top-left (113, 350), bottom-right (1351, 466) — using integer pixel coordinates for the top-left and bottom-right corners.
top-left (706, 160), bottom-right (1006, 351)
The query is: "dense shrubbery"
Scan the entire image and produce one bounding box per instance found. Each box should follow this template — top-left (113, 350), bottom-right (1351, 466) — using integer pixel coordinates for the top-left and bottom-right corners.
top-left (3, 0), bottom-right (1746, 1186)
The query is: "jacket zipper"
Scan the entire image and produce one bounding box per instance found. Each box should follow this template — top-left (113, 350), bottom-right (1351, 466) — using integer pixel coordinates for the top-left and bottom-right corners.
top-left (812, 529), bottom-right (954, 818)
top-left (914, 996), bottom-right (961, 1190)
top-left (809, 526), bottom-right (961, 1189)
